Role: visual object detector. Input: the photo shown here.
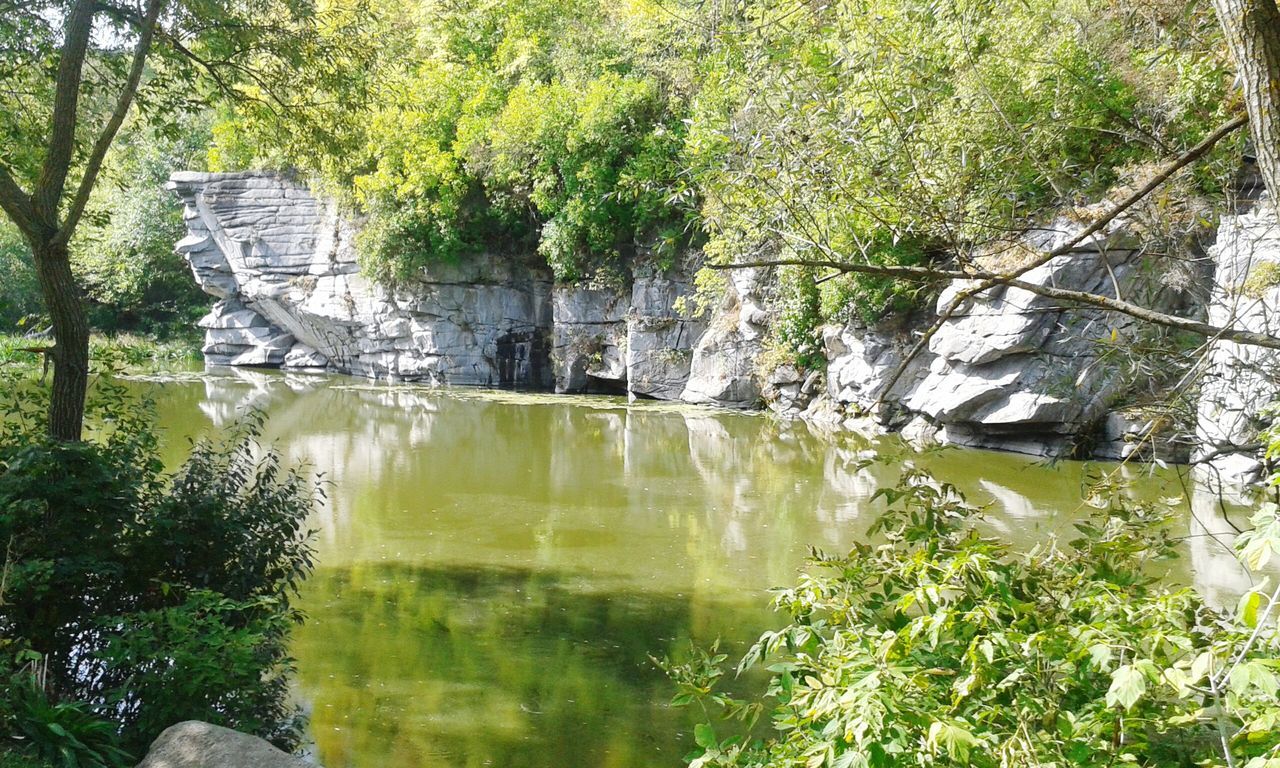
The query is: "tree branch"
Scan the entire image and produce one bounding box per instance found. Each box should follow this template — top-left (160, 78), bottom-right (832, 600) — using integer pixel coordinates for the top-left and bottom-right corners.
top-left (55, 0), bottom-right (166, 246)
top-left (0, 162), bottom-right (37, 237)
top-left (33, 0), bottom-right (96, 225)
top-left (711, 113), bottom-right (1253, 404)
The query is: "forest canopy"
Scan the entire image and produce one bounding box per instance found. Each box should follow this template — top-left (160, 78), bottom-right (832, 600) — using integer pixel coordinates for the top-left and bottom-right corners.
top-left (212, 0), bottom-right (1243, 312)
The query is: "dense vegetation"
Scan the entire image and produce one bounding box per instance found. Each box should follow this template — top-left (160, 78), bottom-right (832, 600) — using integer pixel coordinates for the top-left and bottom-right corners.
top-left (0, 364), bottom-right (317, 765)
top-left (662, 468), bottom-right (1280, 768)
top-left (0, 117), bottom-right (211, 340)
top-left (212, 0), bottom-right (1244, 358)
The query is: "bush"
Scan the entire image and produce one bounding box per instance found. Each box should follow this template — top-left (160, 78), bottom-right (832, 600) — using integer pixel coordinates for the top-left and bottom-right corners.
top-left (0, 676), bottom-right (131, 768)
top-left (0, 383), bottom-right (316, 756)
top-left (665, 468), bottom-right (1280, 768)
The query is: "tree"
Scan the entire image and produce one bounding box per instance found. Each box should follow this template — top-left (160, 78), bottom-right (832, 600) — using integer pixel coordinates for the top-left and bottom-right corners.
top-left (0, 0), bottom-right (355, 440)
top-left (693, 0), bottom-right (1280, 389)
top-left (1212, 0), bottom-right (1280, 216)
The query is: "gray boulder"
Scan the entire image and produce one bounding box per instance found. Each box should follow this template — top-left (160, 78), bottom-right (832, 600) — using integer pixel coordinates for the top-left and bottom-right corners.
top-left (135, 721), bottom-right (312, 768)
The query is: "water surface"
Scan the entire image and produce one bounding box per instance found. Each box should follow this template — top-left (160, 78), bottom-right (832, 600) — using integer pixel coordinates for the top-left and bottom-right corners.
top-left (128, 368), bottom-right (1251, 768)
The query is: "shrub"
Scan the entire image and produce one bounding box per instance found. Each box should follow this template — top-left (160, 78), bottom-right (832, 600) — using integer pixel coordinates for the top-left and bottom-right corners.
top-left (0, 676), bottom-right (131, 768)
top-left (665, 468), bottom-right (1280, 768)
top-left (0, 383), bottom-right (316, 755)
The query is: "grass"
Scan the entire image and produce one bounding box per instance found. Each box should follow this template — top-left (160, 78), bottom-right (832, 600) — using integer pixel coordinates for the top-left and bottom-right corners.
top-left (0, 332), bottom-right (200, 370)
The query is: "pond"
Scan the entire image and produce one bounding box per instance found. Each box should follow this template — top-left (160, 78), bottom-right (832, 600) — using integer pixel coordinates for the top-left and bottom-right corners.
top-left (126, 367), bottom-right (1252, 768)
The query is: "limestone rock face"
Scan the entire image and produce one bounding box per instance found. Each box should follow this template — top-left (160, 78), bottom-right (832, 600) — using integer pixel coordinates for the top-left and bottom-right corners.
top-left (550, 263), bottom-right (708, 397)
top-left (171, 172), bottom-right (711, 398)
top-left (681, 268), bottom-right (772, 408)
top-left (170, 171), bottom-right (555, 387)
top-left (628, 272), bottom-right (709, 400)
top-left (171, 171), bottom-right (1280, 467)
top-left (824, 315), bottom-right (933, 422)
top-left (135, 721), bottom-right (311, 768)
top-left (1195, 194), bottom-right (1280, 484)
top-left (552, 284), bottom-right (629, 392)
top-left (819, 218), bottom-right (1198, 457)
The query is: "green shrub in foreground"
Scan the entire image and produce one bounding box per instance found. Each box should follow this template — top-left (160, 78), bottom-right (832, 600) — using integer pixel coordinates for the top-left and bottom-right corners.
top-left (665, 469), bottom-right (1280, 768)
top-left (0, 379), bottom-right (317, 760)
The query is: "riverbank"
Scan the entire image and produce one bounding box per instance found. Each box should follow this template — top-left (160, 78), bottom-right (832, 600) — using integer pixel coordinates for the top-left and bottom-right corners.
top-left (0, 333), bottom-right (200, 370)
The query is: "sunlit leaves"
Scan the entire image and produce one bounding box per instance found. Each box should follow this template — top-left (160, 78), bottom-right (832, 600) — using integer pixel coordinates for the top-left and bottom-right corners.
top-left (663, 466), bottom-right (1280, 768)
top-left (1105, 664), bottom-right (1148, 710)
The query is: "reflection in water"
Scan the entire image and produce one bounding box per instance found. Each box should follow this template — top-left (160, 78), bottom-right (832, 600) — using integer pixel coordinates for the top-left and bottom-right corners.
top-left (129, 368), bottom-right (1253, 768)
top-left (295, 564), bottom-right (764, 768)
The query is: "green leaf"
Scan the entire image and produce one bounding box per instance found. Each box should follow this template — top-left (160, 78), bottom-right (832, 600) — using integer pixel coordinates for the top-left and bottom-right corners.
top-left (927, 720), bottom-right (978, 762)
top-left (1239, 589), bottom-right (1264, 629)
top-left (694, 723), bottom-right (717, 749)
top-left (1106, 665), bottom-right (1148, 710)
top-left (1088, 643), bottom-right (1113, 670)
top-left (1190, 652), bottom-right (1214, 684)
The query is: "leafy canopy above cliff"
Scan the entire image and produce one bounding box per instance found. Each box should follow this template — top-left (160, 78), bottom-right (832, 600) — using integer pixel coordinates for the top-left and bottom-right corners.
top-left (212, 0), bottom-right (1241, 310)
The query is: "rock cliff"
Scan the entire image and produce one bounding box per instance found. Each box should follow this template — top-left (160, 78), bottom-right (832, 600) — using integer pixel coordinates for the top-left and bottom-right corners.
top-left (1195, 189), bottom-right (1280, 485)
top-left (171, 171), bottom-right (1280, 476)
top-left (169, 171), bottom-right (704, 394)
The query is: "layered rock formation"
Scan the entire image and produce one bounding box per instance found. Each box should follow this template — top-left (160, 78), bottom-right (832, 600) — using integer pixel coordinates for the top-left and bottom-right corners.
top-left (171, 171), bottom-right (1279, 473)
top-left (814, 219), bottom-right (1201, 456)
top-left (170, 172), bottom-right (553, 386)
top-left (169, 172), bottom-right (703, 392)
top-left (1195, 191), bottom-right (1280, 484)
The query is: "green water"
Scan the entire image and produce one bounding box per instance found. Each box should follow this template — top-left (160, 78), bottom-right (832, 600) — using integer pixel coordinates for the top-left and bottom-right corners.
top-left (127, 367), bottom-right (1250, 768)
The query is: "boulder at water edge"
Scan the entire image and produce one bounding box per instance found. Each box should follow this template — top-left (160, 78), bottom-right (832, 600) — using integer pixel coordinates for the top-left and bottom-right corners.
top-left (135, 721), bottom-right (312, 768)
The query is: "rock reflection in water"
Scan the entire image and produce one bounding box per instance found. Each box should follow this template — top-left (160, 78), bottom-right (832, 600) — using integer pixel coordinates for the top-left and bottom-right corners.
top-left (129, 369), bottom-right (1252, 768)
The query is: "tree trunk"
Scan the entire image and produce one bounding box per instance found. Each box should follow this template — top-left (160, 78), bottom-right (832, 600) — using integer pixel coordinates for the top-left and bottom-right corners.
top-left (1212, 0), bottom-right (1280, 210)
top-left (31, 239), bottom-right (89, 441)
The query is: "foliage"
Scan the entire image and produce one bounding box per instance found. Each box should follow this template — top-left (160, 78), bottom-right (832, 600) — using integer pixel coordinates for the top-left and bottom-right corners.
top-left (0, 224), bottom-right (41, 333)
top-left (72, 118), bottom-right (213, 338)
top-left (775, 267), bottom-right (825, 371)
top-left (692, 0), bottom-right (1239, 335)
top-left (664, 468), bottom-right (1280, 768)
top-left (0, 377), bottom-right (317, 754)
top-left (88, 334), bottom-right (201, 367)
top-left (0, 750), bottom-right (55, 768)
top-left (211, 0), bottom-right (704, 282)
top-left (0, 676), bottom-right (131, 768)
top-left (0, 110), bottom-right (211, 339)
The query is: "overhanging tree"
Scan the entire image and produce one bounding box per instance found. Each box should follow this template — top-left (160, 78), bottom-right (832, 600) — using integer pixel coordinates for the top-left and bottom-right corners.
top-left (0, 0), bottom-right (363, 440)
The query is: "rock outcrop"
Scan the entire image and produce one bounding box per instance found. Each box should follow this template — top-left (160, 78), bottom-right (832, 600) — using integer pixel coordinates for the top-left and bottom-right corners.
top-left (547, 272), bottom-right (708, 397)
top-left (171, 170), bottom-right (1280, 469)
top-left (1195, 192), bottom-right (1280, 484)
top-left (171, 172), bottom-right (707, 398)
top-left (681, 268), bottom-right (772, 408)
top-left (834, 220), bottom-right (1195, 456)
top-left (136, 721), bottom-right (312, 768)
top-left (170, 172), bottom-right (554, 387)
